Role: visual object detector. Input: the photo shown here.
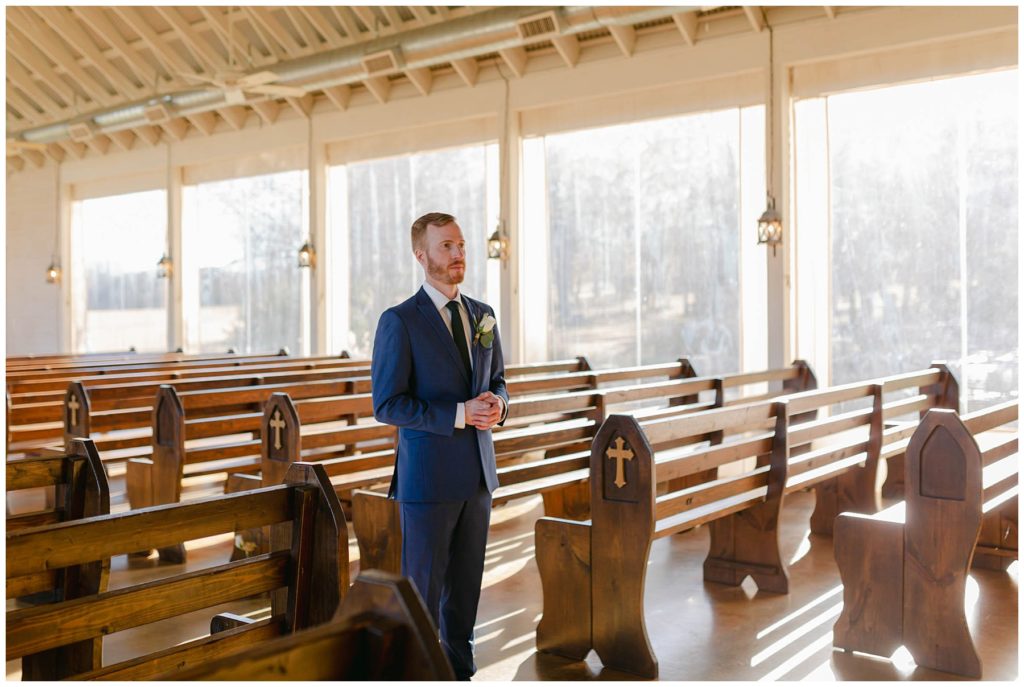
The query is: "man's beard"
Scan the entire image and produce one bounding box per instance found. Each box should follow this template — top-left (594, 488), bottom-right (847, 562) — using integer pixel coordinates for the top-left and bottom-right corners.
top-left (427, 255), bottom-right (465, 285)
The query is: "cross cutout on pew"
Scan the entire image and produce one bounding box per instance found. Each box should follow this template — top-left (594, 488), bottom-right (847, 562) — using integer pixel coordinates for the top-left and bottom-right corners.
top-left (269, 409), bottom-right (286, 451)
top-left (67, 395), bottom-right (80, 426)
top-left (606, 436), bottom-right (634, 489)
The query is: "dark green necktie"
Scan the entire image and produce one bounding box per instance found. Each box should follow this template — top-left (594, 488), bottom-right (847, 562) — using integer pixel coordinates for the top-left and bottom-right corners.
top-left (445, 300), bottom-right (472, 376)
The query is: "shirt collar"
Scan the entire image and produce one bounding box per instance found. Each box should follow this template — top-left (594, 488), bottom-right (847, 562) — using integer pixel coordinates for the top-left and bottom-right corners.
top-left (422, 281), bottom-right (462, 312)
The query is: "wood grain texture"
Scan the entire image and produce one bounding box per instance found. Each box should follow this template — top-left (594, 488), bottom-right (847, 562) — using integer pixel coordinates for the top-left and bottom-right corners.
top-left (902, 410), bottom-right (982, 678)
top-left (534, 517), bottom-right (592, 660)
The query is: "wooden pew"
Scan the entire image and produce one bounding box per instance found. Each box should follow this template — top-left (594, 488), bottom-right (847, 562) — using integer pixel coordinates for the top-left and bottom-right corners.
top-left (5, 462), bottom-right (348, 680)
top-left (165, 570), bottom-right (454, 680)
top-left (242, 362), bottom-right (815, 572)
top-left (7, 356), bottom-right (586, 450)
top-left (832, 402), bottom-right (1018, 678)
top-left (6, 439), bottom-right (110, 680)
top-left (532, 363), bottom-right (957, 678)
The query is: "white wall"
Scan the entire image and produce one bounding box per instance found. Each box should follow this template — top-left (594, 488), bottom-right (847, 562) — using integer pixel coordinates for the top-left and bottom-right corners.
top-left (6, 167), bottom-right (64, 354)
top-left (5, 5), bottom-right (1016, 357)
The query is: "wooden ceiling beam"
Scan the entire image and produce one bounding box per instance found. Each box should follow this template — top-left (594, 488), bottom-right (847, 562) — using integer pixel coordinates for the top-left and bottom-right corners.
top-left (251, 99), bottom-right (280, 125)
top-left (58, 140), bottom-right (88, 159)
top-left (743, 6), bottom-right (766, 33)
top-left (155, 6), bottom-right (229, 75)
top-left (328, 7), bottom-right (361, 43)
top-left (7, 8), bottom-right (117, 106)
top-left (285, 94), bottom-right (315, 118)
top-left (23, 148), bottom-right (46, 168)
top-left (33, 6), bottom-right (143, 97)
top-left (185, 111), bottom-right (217, 136)
top-left (363, 76), bottom-right (391, 104)
top-left (241, 7), bottom-right (286, 60)
top-left (381, 7), bottom-right (405, 32)
top-left (197, 7), bottom-right (234, 56)
top-left (45, 143), bottom-right (66, 163)
top-left (217, 105), bottom-right (249, 130)
top-left (672, 11), bottom-right (699, 47)
top-left (450, 58), bottom-right (479, 88)
top-left (133, 125), bottom-right (162, 146)
top-left (551, 35), bottom-right (580, 68)
top-left (298, 7), bottom-right (344, 49)
top-left (6, 32), bottom-right (78, 105)
top-left (607, 24), bottom-right (637, 58)
top-left (405, 67), bottom-right (433, 97)
top-left (71, 6), bottom-right (158, 87)
top-left (5, 89), bottom-right (45, 124)
top-left (84, 134), bottom-right (111, 156)
top-left (350, 7), bottom-right (381, 35)
top-left (8, 156), bottom-right (26, 173)
top-left (113, 6), bottom-right (196, 80)
top-left (6, 60), bottom-right (69, 113)
top-left (282, 7), bottom-right (318, 50)
top-left (108, 129), bottom-right (136, 152)
top-left (251, 7), bottom-right (305, 56)
top-left (322, 85), bottom-right (352, 112)
top-left (497, 47), bottom-right (528, 78)
top-left (159, 118), bottom-right (190, 142)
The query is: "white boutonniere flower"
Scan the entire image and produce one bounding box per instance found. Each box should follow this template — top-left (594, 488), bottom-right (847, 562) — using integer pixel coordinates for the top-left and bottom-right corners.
top-left (473, 314), bottom-right (497, 348)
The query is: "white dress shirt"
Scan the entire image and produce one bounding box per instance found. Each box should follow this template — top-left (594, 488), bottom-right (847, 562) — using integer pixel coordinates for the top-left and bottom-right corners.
top-left (421, 282), bottom-right (505, 429)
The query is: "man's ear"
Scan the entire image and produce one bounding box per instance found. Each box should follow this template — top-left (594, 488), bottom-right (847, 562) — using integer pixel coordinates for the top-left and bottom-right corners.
top-left (413, 248), bottom-right (425, 268)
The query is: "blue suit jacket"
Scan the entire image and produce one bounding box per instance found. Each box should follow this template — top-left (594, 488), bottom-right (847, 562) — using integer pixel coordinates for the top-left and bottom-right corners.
top-left (371, 287), bottom-right (508, 502)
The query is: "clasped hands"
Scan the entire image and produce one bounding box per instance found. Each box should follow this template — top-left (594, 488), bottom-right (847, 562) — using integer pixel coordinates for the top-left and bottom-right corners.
top-left (465, 391), bottom-right (503, 430)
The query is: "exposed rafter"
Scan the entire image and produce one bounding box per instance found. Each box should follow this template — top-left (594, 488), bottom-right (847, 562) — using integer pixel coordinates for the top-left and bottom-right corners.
top-left (251, 99), bottom-right (280, 125)
top-left (112, 6), bottom-right (195, 79)
top-left (363, 76), bottom-right (391, 104)
top-left (405, 67), bottom-right (433, 97)
top-left (71, 6), bottom-right (158, 88)
top-left (608, 24), bottom-right (637, 58)
top-left (497, 47), bottom-right (528, 78)
top-left (743, 6), bottom-right (766, 33)
top-left (551, 35), bottom-right (581, 69)
top-left (160, 117), bottom-right (190, 142)
top-left (108, 129), bottom-right (136, 152)
top-left (322, 85), bottom-right (352, 112)
top-left (155, 6), bottom-right (229, 74)
top-left (33, 6), bottom-right (144, 97)
top-left (450, 58), bottom-right (479, 88)
top-left (285, 94), bottom-right (315, 118)
top-left (673, 11), bottom-right (700, 47)
top-left (217, 105), bottom-right (249, 130)
top-left (133, 125), bottom-right (162, 146)
top-left (7, 8), bottom-right (117, 106)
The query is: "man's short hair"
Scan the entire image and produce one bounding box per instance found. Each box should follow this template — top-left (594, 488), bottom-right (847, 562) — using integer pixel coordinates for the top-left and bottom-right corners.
top-left (411, 212), bottom-right (456, 252)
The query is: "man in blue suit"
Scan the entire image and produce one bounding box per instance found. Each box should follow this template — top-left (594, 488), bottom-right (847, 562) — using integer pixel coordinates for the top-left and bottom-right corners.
top-left (371, 212), bottom-right (508, 680)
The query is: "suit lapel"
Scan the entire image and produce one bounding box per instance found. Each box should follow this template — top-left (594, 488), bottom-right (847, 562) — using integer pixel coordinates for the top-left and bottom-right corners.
top-left (415, 288), bottom-right (471, 388)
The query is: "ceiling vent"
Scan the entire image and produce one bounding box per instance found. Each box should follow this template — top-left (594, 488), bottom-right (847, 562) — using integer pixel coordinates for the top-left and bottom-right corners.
top-left (68, 121), bottom-right (97, 141)
top-left (143, 103), bottom-right (172, 124)
top-left (362, 49), bottom-right (403, 75)
top-left (516, 10), bottom-right (563, 40)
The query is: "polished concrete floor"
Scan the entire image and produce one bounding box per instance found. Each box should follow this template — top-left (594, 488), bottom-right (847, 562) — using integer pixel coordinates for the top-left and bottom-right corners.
top-left (6, 481), bottom-right (1019, 681)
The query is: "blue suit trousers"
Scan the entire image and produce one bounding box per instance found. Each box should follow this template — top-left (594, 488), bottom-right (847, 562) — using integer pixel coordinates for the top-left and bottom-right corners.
top-left (399, 480), bottom-right (493, 680)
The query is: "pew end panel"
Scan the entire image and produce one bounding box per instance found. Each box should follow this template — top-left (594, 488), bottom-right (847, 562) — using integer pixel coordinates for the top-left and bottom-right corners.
top-left (589, 414), bottom-right (658, 679)
top-left (534, 516), bottom-right (592, 661)
top-left (902, 409), bottom-right (982, 679)
top-left (352, 489), bottom-right (402, 575)
top-left (832, 510), bottom-right (904, 658)
top-left (278, 462), bottom-right (351, 632)
top-left (881, 361), bottom-right (960, 498)
top-left (62, 381), bottom-right (90, 447)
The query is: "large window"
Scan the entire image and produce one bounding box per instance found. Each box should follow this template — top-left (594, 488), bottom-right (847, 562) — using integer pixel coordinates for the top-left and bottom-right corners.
top-left (328, 144), bottom-right (500, 357)
top-left (794, 69), bottom-right (1018, 411)
top-left (182, 170), bottom-right (309, 355)
top-left (522, 107), bottom-right (767, 374)
top-left (71, 189), bottom-right (168, 352)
